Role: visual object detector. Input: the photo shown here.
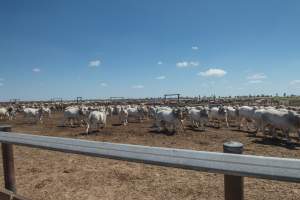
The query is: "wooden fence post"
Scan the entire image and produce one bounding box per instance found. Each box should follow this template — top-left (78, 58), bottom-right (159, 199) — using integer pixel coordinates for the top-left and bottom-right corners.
top-left (223, 141), bottom-right (244, 200)
top-left (0, 125), bottom-right (16, 193)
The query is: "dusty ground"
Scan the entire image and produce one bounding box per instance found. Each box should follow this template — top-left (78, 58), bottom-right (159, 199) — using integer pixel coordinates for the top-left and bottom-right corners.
top-left (0, 112), bottom-right (300, 200)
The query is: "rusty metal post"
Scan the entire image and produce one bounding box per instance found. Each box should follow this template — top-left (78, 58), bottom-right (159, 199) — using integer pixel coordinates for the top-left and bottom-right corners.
top-left (223, 141), bottom-right (244, 200)
top-left (0, 125), bottom-right (16, 193)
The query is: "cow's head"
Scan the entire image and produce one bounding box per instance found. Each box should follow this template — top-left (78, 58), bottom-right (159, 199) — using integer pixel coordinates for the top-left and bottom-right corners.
top-left (233, 105), bottom-right (239, 110)
top-left (79, 106), bottom-right (89, 116)
top-left (200, 108), bottom-right (209, 118)
top-left (172, 108), bottom-right (184, 120)
top-left (218, 106), bottom-right (227, 115)
top-left (7, 107), bottom-right (13, 113)
top-left (38, 107), bottom-right (44, 114)
top-left (140, 106), bottom-right (148, 115)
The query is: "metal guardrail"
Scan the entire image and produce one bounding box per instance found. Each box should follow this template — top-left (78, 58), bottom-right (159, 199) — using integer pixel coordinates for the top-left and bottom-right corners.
top-left (0, 125), bottom-right (300, 199)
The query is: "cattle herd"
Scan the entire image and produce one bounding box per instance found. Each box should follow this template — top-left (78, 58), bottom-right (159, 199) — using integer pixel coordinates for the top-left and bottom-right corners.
top-left (0, 102), bottom-right (300, 144)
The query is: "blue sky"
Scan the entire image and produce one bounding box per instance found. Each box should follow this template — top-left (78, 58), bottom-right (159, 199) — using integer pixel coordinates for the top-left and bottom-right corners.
top-left (1, 0), bottom-right (300, 101)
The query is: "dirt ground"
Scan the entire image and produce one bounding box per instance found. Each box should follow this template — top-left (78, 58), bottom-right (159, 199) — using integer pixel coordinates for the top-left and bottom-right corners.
top-left (0, 112), bottom-right (300, 200)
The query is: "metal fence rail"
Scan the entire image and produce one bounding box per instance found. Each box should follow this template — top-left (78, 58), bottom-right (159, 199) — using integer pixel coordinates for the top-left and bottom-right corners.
top-left (1, 130), bottom-right (300, 182)
top-left (0, 125), bottom-right (300, 200)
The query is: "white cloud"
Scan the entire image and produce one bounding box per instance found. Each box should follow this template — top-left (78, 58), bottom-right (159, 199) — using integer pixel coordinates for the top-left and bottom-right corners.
top-left (157, 61), bottom-right (163, 65)
top-left (132, 85), bottom-right (144, 89)
top-left (32, 68), bottom-right (41, 72)
top-left (290, 80), bottom-right (300, 85)
top-left (189, 61), bottom-right (199, 67)
top-left (246, 73), bottom-right (267, 84)
top-left (198, 68), bottom-right (227, 77)
top-left (176, 61), bottom-right (189, 68)
top-left (0, 83), bottom-right (3, 86)
top-left (100, 82), bottom-right (108, 87)
top-left (156, 75), bottom-right (166, 80)
top-left (247, 73), bottom-right (267, 80)
top-left (89, 60), bottom-right (101, 67)
top-left (176, 61), bottom-right (199, 68)
top-left (192, 46), bottom-right (199, 50)
top-left (248, 80), bottom-right (263, 84)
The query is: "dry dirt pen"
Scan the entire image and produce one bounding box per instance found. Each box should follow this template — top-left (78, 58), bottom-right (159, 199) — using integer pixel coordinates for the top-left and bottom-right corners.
top-left (0, 112), bottom-right (299, 200)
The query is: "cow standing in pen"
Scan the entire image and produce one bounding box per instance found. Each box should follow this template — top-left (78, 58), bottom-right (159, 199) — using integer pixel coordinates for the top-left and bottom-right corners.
top-left (155, 108), bottom-right (185, 133)
top-left (22, 107), bottom-right (44, 123)
top-left (0, 106), bottom-right (16, 121)
top-left (226, 106), bottom-right (239, 127)
top-left (86, 110), bottom-right (108, 134)
top-left (208, 106), bottom-right (229, 128)
top-left (119, 107), bottom-right (129, 126)
top-left (61, 106), bottom-right (89, 127)
top-left (188, 107), bottom-right (209, 131)
top-left (260, 109), bottom-right (300, 142)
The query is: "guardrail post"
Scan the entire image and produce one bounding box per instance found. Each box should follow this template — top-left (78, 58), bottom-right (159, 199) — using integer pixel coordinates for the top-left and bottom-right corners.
top-left (0, 125), bottom-right (16, 193)
top-left (223, 141), bottom-right (244, 200)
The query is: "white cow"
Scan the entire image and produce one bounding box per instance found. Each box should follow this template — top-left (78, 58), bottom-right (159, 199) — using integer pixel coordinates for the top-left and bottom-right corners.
top-left (260, 109), bottom-right (300, 142)
top-left (119, 107), bottom-right (128, 125)
top-left (156, 106), bottom-right (172, 113)
top-left (97, 106), bottom-right (106, 112)
top-left (208, 107), bottom-right (229, 128)
top-left (226, 106), bottom-right (239, 127)
top-left (42, 107), bottom-right (51, 119)
top-left (252, 108), bottom-right (269, 133)
top-left (0, 107), bottom-right (9, 120)
top-left (139, 105), bottom-right (149, 119)
top-left (150, 106), bottom-right (172, 120)
top-left (61, 107), bottom-right (89, 127)
top-left (22, 108), bottom-right (43, 123)
top-left (126, 107), bottom-right (145, 122)
top-left (238, 106), bottom-right (257, 130)
top-left (148, 106), bottom-right (157, 119)
top-left (0, 107), bottom-right (16, 120)
top-left (155, 109), bottom-right (184, 133)
top-left (114, 105), bottom-right (122, 115)
top-left (86, 111), bottom-right (108, 134)
top-left (188, 108), bottom-right (209, 130)
top-left (106, 106), bottom-right (114, 117)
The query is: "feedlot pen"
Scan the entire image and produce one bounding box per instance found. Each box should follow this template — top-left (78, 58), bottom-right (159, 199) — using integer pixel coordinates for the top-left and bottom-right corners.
top-left (0, 113), bottom-right (300, 200)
